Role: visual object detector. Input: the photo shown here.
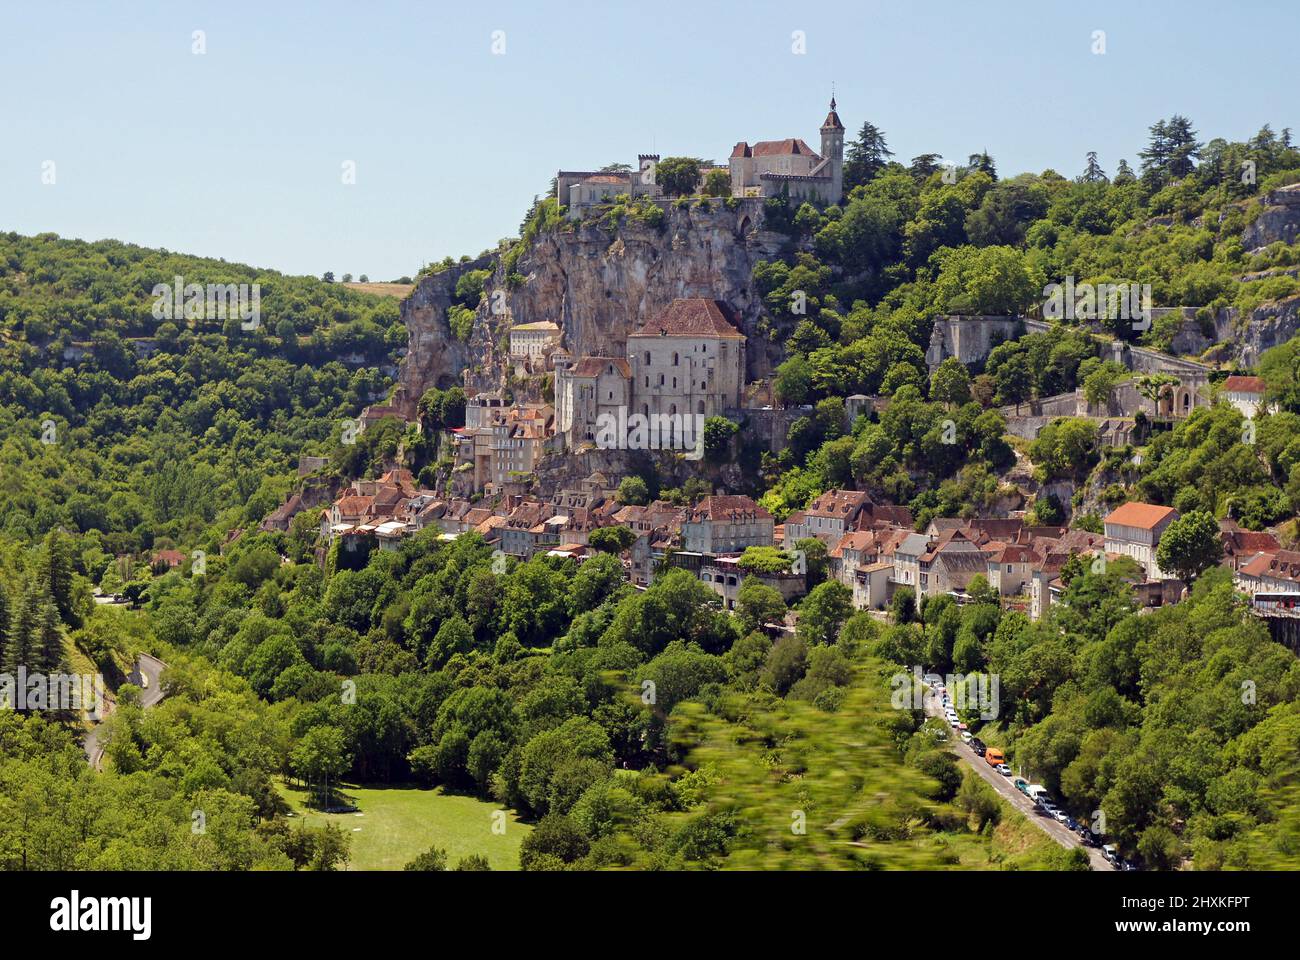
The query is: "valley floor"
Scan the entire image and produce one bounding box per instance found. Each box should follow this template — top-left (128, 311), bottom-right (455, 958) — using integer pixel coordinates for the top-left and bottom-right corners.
top-left (275, 779), bottom-right (531, 871)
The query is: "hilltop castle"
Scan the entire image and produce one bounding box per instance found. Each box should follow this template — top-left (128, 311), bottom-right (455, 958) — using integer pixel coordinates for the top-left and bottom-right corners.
top-left (556, 97), bottom-right (845, 217)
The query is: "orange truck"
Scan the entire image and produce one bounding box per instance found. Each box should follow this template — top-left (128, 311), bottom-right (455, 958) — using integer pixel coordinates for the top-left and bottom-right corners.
top-left (985, 748), bottom-right (1005, 767)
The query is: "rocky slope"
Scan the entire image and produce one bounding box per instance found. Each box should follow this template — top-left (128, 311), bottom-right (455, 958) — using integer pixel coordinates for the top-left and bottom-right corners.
top-left (396, 199), bottom-right (791, 405)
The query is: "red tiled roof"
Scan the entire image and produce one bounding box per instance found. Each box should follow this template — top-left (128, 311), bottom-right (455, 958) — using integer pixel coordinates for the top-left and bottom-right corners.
top-left (1105, 502), bottom-right (1178, 531)
top-left (335, 496), bottom-right (375, 517)
top-left (568, 357), bottom-right (632, 379)
top-left (686, 495), bottom-right (771, 523)
top-left (629, 299), bottom-right (744, 339)
top-left (806, 489), bottom-right (871, 518)
top-left (1223, 375), bottom-right (1267, 394)
top-left (1240, 549), bottom-right (1300, 580)
top-left (739, 138), bottom-right (820, 159)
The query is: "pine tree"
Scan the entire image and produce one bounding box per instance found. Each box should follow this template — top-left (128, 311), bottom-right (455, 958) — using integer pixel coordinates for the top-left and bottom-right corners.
top-left (843, 121), bottom-right (894, 191)
top-left (908, 153), bottom-right (942, 182)
top-left (42, 529), bottom-right (78, 628)
top-left (2, 582), bottom-right (40, 677)
top-left (1114, 159), bottom-right (1136, 184)
top-left (36, 599), bottom-right (66, 676)
top-left (1139, 119), bottom-right (1171, 183)
top-left (0, 582), bottom-right (9, 674)
top-left (968, 151), bottom-right (997, 181)
top-left (1165, 115), bottom-right (1202, 178)
top-left (1082, 151), bottom-right (1108, 183)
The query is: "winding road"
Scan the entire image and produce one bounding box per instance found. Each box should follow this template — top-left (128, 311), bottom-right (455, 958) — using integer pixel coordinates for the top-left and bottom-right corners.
top-left (82, 653), bottom-right (167, 770)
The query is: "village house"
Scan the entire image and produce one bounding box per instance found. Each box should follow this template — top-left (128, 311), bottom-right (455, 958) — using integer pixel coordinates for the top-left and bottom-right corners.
top-left (699, 555), bottom-right (805, 612)
top-left (508, 321), bottom-right (561, 375)
top-left (1219, 520), bottom-right (1281, 571)
top-left (1103, 502), bottom-right (1180, 580)
top-left (681, 495), bottom-right (774, 556)
top-left (787, 489), bottom-right (873, 545)
top-left (1235, 549), bottom-right (1300, 596)
top-left (1220, 375), bottom-right (1274, 418)
top-left (854, 561), bottom-right (893, 610)
top-left (920, 531), bottom-right (989, 598)
top-left (986, 543), bottom-right (1040, 596)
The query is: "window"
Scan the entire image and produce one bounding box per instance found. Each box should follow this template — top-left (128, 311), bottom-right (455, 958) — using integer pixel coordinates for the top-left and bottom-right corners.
top-left (644, 352), bottom-right (651, 365)
top-left (672, 352), bottom-right (679, 366)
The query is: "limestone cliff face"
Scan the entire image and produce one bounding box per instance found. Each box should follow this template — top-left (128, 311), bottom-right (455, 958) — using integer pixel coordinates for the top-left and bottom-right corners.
top-left (397, 199), bottom-right (791, 404)
top-left (1243, 183), bottom-right (1300, 250)
top-left (394, 252), bottom-right (493, 411)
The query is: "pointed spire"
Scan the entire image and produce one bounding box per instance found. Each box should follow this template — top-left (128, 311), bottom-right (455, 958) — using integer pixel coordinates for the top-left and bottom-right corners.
top-left (821, 89), bottom-right (843, 132)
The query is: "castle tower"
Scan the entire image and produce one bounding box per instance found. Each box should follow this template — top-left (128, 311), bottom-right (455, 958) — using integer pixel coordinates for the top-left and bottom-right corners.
top-left (820, 95), bottom-right (845, 203)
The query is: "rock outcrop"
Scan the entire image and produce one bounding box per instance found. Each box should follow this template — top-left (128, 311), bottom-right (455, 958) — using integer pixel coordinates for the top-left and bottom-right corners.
top-left (396, 199), bottom-right (791, 405)
top-left (1243, 183), bottom-right (1300, 250)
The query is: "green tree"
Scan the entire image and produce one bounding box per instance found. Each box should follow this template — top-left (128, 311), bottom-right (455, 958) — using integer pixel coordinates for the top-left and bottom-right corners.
top-left (655, 157), bottom-right (703, 197)
top-left (1154, 510), bottom-right (1223, 583)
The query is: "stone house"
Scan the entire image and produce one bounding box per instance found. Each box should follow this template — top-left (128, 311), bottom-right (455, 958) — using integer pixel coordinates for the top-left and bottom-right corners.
top-left (1103, 502), bottom-right (1179, 580)
top-left (680, 495), bottom-right (774, 556)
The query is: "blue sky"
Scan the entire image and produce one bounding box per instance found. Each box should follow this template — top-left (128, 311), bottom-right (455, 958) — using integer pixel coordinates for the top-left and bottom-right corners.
top-left (2, 0), bottom-right (1295, 280)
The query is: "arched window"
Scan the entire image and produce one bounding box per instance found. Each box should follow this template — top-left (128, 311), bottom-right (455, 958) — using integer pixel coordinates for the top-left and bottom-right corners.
top-left (697, 400), bottom-right (705, 414)
top-left (672, 352), bottom-right (679, 366)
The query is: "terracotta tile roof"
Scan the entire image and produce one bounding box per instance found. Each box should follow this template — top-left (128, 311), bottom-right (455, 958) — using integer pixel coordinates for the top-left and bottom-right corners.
top-left (685, 495), bottom-right (771, 523)
top-left (1224, 530), bottom-right (1281, 558)
top-left (1223, 375), bottom-right (1267, 394)
top-left (731, 138), bottom-right (820, 159)
top-left (568, 357), bottom-right (631, 378)
top-left (990, 543), bottom-right (1040, 564)
top-left (335, 495), bottom-right (375, 517)
top-left (1105, 502), bottom-right (1178, 531)
top-left (1240, 549), bottom-right (1300, 580)
top-left (628, 299), bottom-right (744, 340)
top-left (806, 489), bottom-right (871, 519)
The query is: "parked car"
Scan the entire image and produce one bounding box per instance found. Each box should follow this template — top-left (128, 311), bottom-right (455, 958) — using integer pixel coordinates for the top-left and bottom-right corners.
top-left (1013, 778), bottom-right (1029, 794)
top-left (995, 763), bottom-right (1012, 777)
top-left (1063, 816), bottom-right (1079, 831)
top-left (984, 747), bottom-right (1005, 767)
top-left (1102, 844), bottom-right (1119, 864)
top-left (1076, 826), bottom-right (1098, 845)
top-left (960, 731), bottom-right (972, 743)
top-left (1037, 801), bottom-right (1059, 818)
top-left (970, 738), bottom-right (986, 757)
top-left (1051, 808), bottom-right (1071, 824)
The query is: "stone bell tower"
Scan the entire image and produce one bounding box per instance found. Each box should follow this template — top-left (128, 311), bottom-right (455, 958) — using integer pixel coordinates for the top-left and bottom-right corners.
top-left (820, 95), bottom-right (845, 203)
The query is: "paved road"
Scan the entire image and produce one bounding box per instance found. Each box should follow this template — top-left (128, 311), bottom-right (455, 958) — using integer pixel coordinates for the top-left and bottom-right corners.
top-left (82, 653), bottom-right (168, 769)
top-left (924, 690), bottom-right (1112, 871)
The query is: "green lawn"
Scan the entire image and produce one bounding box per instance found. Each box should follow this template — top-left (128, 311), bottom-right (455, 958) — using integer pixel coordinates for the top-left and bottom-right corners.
top-left (276, 779), bottom-right (531, 871)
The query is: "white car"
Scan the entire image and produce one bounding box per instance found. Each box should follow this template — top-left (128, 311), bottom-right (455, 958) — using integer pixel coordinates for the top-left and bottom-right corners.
top-left (960, 731), bottom-right (972, 743)
top-left (995, 763), bottom-right (1012, 776)
top-left (1052, 808), bottom-right (1071, 824)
